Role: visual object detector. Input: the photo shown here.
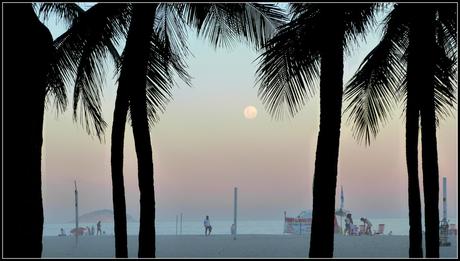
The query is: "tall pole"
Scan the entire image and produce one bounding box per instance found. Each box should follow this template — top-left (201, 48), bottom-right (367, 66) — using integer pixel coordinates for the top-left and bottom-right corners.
top-left (176, 215), bottom-right (178, 235)
top-left (440, 177), bottom-right (450, 246)
top-left (74, 180), bottom-right (79, 247)
top-left (442, 177), bottom-right (447, 221)
top-left (233, 187), bottom-right (238, 240)
top-left (340, 186), bottom-right (344, 234)
top-left (180, 213), bottom-right (183, 235)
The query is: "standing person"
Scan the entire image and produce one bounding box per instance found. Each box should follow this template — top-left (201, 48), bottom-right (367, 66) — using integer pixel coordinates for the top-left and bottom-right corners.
top-left (204, 216), bottom-right (212, 236)
top-left (97, 221), bottom-right (102, 236)
top-left (91, 226), bottom-right (95, 236)
top-left (344, 213), bottom-right (353, 235)
top-left (360, 217), bottom-right (373, 235)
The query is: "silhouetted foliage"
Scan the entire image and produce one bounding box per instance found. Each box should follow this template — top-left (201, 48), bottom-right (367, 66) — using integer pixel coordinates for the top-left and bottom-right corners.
top-left (43, 3), bottom-right (286, 257)
top-left (344, 3), bottom-right (457, 258)
top-left (256, 3), bottom-right (379, 257)
top-left (4, 3), bottom-right (60, 257)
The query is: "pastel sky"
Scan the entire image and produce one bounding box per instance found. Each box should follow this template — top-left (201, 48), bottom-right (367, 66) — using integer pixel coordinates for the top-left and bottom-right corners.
top-left (39, 4), bottom-right (458, 223)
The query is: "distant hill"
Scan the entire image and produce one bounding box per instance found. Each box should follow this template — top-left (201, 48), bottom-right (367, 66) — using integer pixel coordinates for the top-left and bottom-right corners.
top-left (68, 209), bottom-right (137, 223)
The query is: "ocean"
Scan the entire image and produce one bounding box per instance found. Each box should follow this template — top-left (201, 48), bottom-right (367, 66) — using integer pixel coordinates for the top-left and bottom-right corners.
top-left (44, 217), bottom-right (457, 237)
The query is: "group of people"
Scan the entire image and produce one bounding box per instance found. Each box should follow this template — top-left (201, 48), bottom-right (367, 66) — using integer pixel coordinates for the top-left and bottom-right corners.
top-left (58, 220), bottom-right (103, 236)
top-left (344, 213), bottom-right (373, 236)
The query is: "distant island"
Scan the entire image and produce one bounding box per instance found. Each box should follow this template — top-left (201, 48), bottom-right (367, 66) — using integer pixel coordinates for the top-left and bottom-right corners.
top-left (68, 209), bottom-right (137, 223)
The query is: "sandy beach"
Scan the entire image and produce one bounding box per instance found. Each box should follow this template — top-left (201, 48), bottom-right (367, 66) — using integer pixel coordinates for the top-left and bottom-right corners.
top-left (43, 234), bottom-right (458, 258)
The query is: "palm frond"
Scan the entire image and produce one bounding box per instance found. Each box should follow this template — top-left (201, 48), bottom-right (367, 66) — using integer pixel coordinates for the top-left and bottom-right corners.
top-left (344, 5), bottom-right (408, 145)
top-left (256, 15), bottom-right (322, 119)
top-left (343, 4), bottom-right (380, 56)
top-left (432, 43), bottom-right (458, 124)
top-left (37, 3), bottom-right (83, 26)
top-left (235, 3), bottom-right (287, 49)
top-left (155, 4), bottom-right (192, 86)
top-left (178, 3), bottom-right (212, 33)
top-left (45, 47), bottom-right (68, 114)
top-left (123, 32), bottom-right (179, 128)
top-left (289, 3), bottom-right (309, 19)
top-left (437, 4), bottom-right (457, 49)
top-left (183, 3), bottom-right (287, 49)
top-left (436, 6), bottom-right (458, 62)
top-left (55, 3), bottom-right (131, 140)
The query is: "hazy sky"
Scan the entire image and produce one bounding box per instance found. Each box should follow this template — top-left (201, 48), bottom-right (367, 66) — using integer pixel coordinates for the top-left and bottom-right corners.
top-left (39, 4), bottom-right (458, 223)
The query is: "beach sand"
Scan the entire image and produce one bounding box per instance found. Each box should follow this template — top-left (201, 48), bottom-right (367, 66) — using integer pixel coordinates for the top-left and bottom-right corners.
top-left (43, 234), bottom-right (457, 258)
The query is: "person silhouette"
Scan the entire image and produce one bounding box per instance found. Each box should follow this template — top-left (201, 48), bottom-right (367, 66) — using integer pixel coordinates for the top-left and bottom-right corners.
top-left (360, 217), bottom-right (373, 235)
top-left (345, 213), bottom-right (353, 235)
top-left (97, 221), bottom-right (102, 236)
top-left (204, 216), bottom-right (212, 236)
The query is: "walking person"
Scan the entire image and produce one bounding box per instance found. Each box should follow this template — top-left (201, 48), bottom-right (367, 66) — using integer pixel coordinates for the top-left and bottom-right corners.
top-left (96, 220), bottom-right (102, 236)
top-left (204, 216), bottom-right (212, 236)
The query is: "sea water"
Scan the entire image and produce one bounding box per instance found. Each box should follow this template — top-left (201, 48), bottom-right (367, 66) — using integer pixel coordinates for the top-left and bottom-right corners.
top-left (44, 217), bottom-right (457, 236)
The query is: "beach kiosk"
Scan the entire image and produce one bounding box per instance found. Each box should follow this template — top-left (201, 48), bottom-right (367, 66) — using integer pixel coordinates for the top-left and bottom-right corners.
top-left (284, 210), bottom-right (341, 234)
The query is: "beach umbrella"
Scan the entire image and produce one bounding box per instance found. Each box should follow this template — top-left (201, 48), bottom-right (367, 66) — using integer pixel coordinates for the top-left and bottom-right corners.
top-left (70, 227), bottom-right (87, 236)
top-left (335, 208), bottom-right (349, 217)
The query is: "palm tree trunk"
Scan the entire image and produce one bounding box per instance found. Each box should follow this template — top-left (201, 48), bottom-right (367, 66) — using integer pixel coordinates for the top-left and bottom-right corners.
top-left (110, 84), bottom-right (129, 257)
top-left (118, 4), bottom-right (157, 257)
top-left (417, 7), bottom-right (440, 258)
top-left (420, 70), bottom-right (440, 258)
top-left (4, 4), bottom-right (53, 257)
top-left (405, 34), bottom-right (424, 257)
top-left (309, 8), bottom-right (344, 258)
top-left (408, 6), bottom-right (440, 257)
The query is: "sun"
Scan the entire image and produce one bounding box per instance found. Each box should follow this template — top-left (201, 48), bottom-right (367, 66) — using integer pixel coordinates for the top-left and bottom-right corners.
top-left (243, 106), bottom-right (258, 119)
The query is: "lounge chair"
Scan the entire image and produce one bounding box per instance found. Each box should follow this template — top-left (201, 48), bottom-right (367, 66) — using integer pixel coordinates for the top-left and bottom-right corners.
top-left (374, 224), bottom-right (385, 235)
top-left (449, 224), bottom-right (457, 235)
top-left (350, 224), bottom-right (360, 236)
top-left (359, 225), bottom-right (365, 235)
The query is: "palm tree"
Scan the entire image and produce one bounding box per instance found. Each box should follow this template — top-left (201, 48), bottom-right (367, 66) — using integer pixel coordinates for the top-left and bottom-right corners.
top-left (255, 4), bottom-right (378, 257)
top-left (3, 3), bottom-right (67, 257)
top-left (40, 4), bottom-right (134, 257)
top-left (44, 3), bottom-right (182, 257)
top-left (344, 3), bottom-right (457, 258)
top-left (50, 3), bottom-right (285, 257)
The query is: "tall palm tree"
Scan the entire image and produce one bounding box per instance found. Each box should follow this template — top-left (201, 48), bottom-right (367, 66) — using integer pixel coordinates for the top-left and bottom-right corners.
top-left (3, 3), bottom-right (68, 257)
top-left (344, 3), bottom-right (457, 258)
top-left (44, 3), bottom-right (183, 257)
top-left (50, 3), bottom-right (285, 257)
top-left (40, 4), bottom-right (133, 257)
top-left (255, 3), bottom-right (377, 257)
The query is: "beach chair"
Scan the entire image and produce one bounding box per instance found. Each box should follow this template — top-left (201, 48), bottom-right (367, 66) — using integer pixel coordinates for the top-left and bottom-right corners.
top-left (359, 225), bottom-right (365, 235)
top-left (448, 224), bottom-right (457, 235)
top-left (374, 224), bottom-right (385, 235)
top-left (350, 225), bottom-right (360, 236)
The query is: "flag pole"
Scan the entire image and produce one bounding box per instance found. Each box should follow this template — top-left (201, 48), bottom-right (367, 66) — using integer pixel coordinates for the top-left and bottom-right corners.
top-left (340, 186), bottom-right (344, 235)
top-left (233, 187), bottom-right (238, 240)
top-left (74, 180), bottom-right (79, 247)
